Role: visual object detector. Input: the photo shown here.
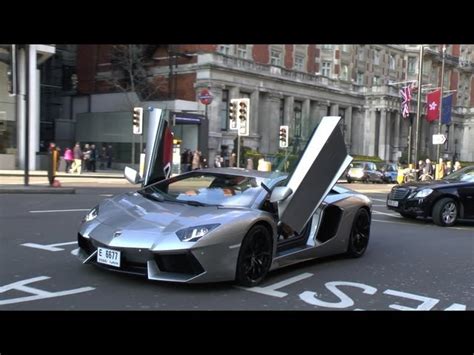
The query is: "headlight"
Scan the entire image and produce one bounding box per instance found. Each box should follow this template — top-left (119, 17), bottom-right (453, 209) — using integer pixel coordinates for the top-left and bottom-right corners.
top-left (176, 224), bottom-right (220, 242)
top-left (412, 189), bottom-right (433, 199)
top-left (84, 205), bottom-right (99, 222)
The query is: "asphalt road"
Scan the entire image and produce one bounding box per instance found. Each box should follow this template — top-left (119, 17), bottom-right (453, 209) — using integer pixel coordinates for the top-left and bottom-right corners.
top-left (1, 183), bottom-right (473, 311)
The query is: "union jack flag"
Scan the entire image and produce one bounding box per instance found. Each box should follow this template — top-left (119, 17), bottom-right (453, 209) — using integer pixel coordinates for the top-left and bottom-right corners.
top-left (400, 83), bottom-right (413, 118)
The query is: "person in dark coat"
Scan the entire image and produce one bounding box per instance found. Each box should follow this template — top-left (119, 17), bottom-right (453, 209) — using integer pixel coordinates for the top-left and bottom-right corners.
top-left (47, 142), bottom-right (58, 186)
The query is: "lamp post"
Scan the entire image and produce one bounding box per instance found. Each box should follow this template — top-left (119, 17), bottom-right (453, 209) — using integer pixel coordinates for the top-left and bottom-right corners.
top-left (414, 45), bottom-right (424, 166)
top-left (436, 45), bottom-right (447, 163)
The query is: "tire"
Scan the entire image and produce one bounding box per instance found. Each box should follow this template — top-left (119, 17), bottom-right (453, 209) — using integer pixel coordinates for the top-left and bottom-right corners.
top-left (399, 212), bottom-right (417, 219)
top-left (432, 198), bottom-right (458, 227)
top-left (235, 225), bottom-right (273, 287)
top-left (346, 208), bottom-right (370, 258)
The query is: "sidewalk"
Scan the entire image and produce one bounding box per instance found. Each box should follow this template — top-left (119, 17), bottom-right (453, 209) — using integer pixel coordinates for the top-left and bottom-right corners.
top-left (0, 184), bottom-right (76, 194)
top-left (0, 169), bottom-right (124, 178)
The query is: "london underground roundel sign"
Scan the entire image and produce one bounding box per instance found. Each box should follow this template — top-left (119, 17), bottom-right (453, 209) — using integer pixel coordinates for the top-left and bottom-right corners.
top-left (198, 88), bottom-right (213, 105)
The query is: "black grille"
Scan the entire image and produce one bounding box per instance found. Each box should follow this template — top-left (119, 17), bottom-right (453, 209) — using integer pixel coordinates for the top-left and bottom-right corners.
top-left (154, 253), bottom-right (204, 275)
top-left (78, 233), bottom-right (95, 255)
top-left (389, 188), bottom-right (410, 200)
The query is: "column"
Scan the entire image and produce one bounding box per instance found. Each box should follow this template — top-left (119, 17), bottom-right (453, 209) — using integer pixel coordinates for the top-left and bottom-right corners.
top-left (16, 47), bottom-right (26, 169)
top-left (378, 109), bottom-right (387, 160)
top-left (330, 103), bottom-right (339, 117)
top-left (249, 90), bottom-right (260, 151)
top-left (301, 98), bottom-right (311, 141)
top-left (201, 86), bottom-right (223, 165)
top-left (28, 45), bottom-right (39, 170)
top-left (260, 94), bottom-right (281, 155)
top-left (344, 106), bottom-right (352, 152)
top-left (309, 101), bottom-right (321, 132)
top-left (393, 111), bottom-right (401, 162)
top-left (283, 96), bottom-right (294, 126)
top-left (447, 123), bottom-right (454, 156)
top-left (460, 124), bottom-right (472, 161)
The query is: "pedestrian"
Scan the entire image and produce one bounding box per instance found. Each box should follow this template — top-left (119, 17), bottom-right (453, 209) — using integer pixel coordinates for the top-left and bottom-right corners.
top-left (90, 144), bottom-right (97, 172)
top-left (422, 158), bottom-right (434, 180)
top-left (47, 142), bottom-right (58, 186)
top-left (186, 150), bottom-right (193, 171)
top-left (416, 159), bottom-right (425, 180)
top-left (106, 145), bottom-right (113, 169)
top-left (64, 147), bottom-right (74, 173)
top-left (435, 158), bottom-right (446, 180)
top-left (99, 146), bottom-right (107, 169)
top-left (214, 155), bottom-right (222, 168)
top-left (230, 153), bottom-right (236, 168)
top-left (445, 161), bottom-right (453, 175)
top-left (83, 144), bottom-right (91, 172)
top-left (192, 150), bottom-right (201, 170)
top-left (71, 142), bottom-right (83, 174)
top-left (454, 161), bottom-right (462, 171)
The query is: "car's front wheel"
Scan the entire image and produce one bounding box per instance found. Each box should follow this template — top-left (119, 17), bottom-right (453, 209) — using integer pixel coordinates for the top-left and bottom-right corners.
top-left (235, 225), bottom-right (273, 287)
top-left (432, 198), bottom-right (458, 227)
top-left (346, 208), bottom-right (370, 258)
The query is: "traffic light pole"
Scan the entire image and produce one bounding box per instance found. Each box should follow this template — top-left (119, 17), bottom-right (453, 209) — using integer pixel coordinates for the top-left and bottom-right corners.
top-left (436, 45), bottom-right (446, 164)
top-left (236, 135), bottom-right (240, 168)
top-left (24, 45), bottom-right (30, 186)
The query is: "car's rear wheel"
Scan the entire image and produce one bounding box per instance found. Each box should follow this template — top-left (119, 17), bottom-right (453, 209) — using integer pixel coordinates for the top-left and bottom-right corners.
top-left (432, 198), bottom-right (458, 227)
top-left (235, 225), bottom-right (273, 287)
top-left (347, 208), bottom-right (370, 258)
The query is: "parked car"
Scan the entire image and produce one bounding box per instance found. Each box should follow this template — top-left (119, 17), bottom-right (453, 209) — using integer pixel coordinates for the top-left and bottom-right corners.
top-left (346, 161), bottom-right (384, 183)
top-left (386, 165), bottom-right (474, 226)
top-left (77, 115), bottom-right (372, 287)
top-left (378, 163), bottom-right (399, 183)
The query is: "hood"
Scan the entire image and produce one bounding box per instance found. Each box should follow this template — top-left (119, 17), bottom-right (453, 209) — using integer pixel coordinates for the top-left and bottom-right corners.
top-left (97, 192), bottom-right (243, 233)
top-left (399, 179), bottom-right (461, 190)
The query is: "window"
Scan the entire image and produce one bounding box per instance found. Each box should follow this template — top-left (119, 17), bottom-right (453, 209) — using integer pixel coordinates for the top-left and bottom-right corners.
top-left (358, 46), bottom-right (365, 60)
top-left (279, 99), bottom-right (285, 126)
top-left (373, 76), bottom-right (380, 86)
top-left (389, 54), bottom-right (396, 70)
top-left (294, 54), bottom-right (305, 71)
top-left (321, 61), bottom-right (331, 77)
top-left (322, 44), bottom-right (333, 50)
top-left (220, 90), bottom-right (229, 130)
top-left (374, 50), bottom-right (380, 65)
top-left (218, 45), bottom-right (231, 55)
top-left (356, 72), bottom-right (364, 85)
top-left (408, 57), bottom-right (417, 74)
top-left (270, 48), bottom-right (282, 66)
top-left (341, 65), bottom-right (349, 80)
top-left (294, 101), bottom-right (302, 138)
top-left (342, 45), bottom-right (350, 52)
top-left (236, 45), bottom-right (247, 59)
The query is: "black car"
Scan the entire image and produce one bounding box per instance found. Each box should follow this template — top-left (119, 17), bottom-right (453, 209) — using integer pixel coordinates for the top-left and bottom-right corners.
top-left (386, 165), bottom-right (474, 226)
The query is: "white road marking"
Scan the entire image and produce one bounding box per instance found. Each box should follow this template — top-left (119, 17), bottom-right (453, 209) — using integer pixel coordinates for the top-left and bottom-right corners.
top-left (29, 209), bottom-right (89, 213)
top-left (383, 289), bottom-right (439, 310)
top-left (22, 241), bottom-right (77, 252)
top-left (373, 218), bottom-right (474, 231)
top-left (444, 303), bottom-right (467, 311)
top-left (99, 194), bottom-right (114, 197)
top-left (372, 210), bottom-right (402, 218)
top-left (371, 198), bottom-right (387, 202)
top-left (372, 204), bottom-right (387, 207)
top-left (236, 272), bottom-right (313, 298)
top-left (0, 276), bottom-right (95, 306)
top-left (71, 248), bottom-right (79, 256)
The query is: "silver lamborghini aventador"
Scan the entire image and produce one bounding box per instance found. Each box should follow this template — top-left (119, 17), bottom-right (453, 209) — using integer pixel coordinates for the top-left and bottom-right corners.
top-left (77, 112), bottom-right (372, 287)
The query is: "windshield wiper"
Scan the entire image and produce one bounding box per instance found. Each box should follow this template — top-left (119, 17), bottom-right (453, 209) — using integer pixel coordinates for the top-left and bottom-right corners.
top-left (182, 200), bottom-right (208, 207)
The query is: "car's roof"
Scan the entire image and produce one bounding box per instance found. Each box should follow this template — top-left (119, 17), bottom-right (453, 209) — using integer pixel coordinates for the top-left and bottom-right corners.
top-left (195, 167), bottom-right (287, 179)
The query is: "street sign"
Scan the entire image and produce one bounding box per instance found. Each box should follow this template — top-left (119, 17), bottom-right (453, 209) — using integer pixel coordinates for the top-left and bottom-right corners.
top-left (432, 134), bottom-right (446, 145)
top-left (198, 88), bottom-right (213, 105)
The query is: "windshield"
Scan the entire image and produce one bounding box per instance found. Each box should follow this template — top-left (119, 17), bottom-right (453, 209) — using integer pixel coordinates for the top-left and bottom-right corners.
top-left (351, 162), bottom-right (366, 169)
top-left (443, 166), bottom-right (474, 182)
top-left (139, 172), bottom-right (270, 208)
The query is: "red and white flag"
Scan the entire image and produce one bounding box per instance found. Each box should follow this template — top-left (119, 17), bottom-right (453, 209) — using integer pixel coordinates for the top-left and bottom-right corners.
top-left (426, 89), bottom-right (441, 122)
top-left (400, 84), bottom-right (413, 118)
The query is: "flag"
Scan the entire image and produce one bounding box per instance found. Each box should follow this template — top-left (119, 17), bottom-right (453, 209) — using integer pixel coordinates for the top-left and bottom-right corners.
top-left (426, 89), bottom-right (441, 122)
top-left (441, 94), bottom-right (453, 125)
top-left (400, 84), bottom-right (412, 118)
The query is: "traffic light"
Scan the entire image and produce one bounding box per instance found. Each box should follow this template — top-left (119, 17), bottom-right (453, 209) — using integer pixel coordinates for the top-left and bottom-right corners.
top-left (132, 107), bottom-right (143, 135)
top-left (229, 99), bottom-right (238, 130)
top-left (238, 98), bottom-right (250, 136)
top-left (279, 125), bottom-right (289, 148)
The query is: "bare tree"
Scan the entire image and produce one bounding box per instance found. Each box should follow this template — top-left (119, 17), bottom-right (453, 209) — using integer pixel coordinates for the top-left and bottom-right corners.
top-left (107, 44), bottom-right (166, 105)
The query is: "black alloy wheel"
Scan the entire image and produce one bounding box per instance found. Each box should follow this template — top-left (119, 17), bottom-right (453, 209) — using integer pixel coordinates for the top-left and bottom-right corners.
top-left (432, 197), bottom-right (458, 227)
top-left (236, 225), bottom-right (273, 287)
top-left (347, 208), bottom-right (370, 258)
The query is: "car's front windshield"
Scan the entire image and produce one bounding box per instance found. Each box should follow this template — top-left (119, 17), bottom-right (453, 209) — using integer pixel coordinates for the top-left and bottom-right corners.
top-left (139, 172), bottom-right (271, 208)
top-left (443, 166), bottom-right (474, 182)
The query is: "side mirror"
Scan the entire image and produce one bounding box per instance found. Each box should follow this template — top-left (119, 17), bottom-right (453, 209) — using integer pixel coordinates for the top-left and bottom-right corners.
top-left (124, 166), bottom-right (142, 185)
top-left (269, 186), bottom-right (293, 203)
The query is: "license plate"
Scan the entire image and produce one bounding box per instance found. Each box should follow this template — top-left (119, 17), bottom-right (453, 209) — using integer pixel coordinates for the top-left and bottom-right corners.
top-left (387, 199), bottom-right (399, 207)
top-left (97, 247), bottom-right (121, 267)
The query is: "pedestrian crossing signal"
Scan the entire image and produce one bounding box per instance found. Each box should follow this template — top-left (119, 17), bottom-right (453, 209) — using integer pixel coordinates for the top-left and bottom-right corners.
top-left (229, 99), bottom-right (238, 130)
top-left (279, 125), bottom-right (289, 148)
top-left (133, 107), bottom-right (143, 135)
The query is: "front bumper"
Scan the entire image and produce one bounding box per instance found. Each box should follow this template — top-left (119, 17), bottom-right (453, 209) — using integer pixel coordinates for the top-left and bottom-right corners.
top-left (386, 197), bottom-right (431, 217)
top-left (77, 232), bottom-right (239, 284)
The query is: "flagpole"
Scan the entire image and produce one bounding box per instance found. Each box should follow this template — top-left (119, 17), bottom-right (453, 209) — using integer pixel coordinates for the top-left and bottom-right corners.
top-left (436, 45), bottom-right (446, 163)
top-left (414, 45), bottom-right (424, 167)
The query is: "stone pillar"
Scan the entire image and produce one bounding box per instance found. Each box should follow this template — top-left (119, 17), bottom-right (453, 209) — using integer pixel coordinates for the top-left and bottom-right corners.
top-left (447, 123), bottom-right (455, 155)
top-left (460, 124), bottom-right (472, 161)
top-left (260, 94), bottom-right (281, 155)
top-left (393, 111), bottom-right (401, 162)
top-left (201, 86), bottom-right (223, 165)
top-left (301, 98), bottom-right (311, 142)
top-left (283, 96), bottom-right (294, 126)
top-left (363, 108), bottom-right (376, 156)
top-left (378, 109), bottom-right (387, 161)
top-left (344, 106), bottom-right (352, 152)
top-left (330, 103), bottom-right (339, 116)
top-left (309, 101), bottom-right (321, 132)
